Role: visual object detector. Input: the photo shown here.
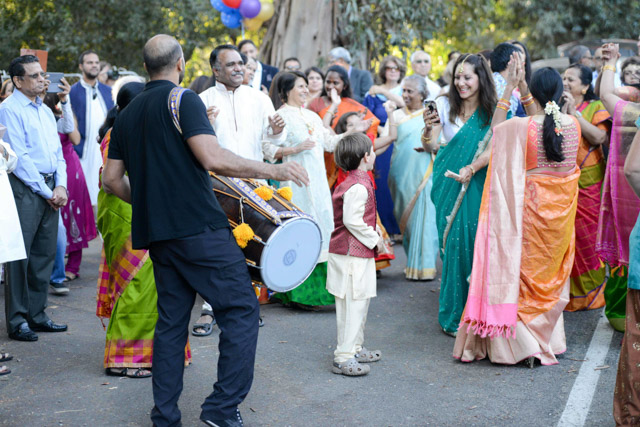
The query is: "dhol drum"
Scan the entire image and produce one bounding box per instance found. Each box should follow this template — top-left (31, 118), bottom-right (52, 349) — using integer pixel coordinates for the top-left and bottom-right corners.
top-left (210, 174), bottom-right (322, 293)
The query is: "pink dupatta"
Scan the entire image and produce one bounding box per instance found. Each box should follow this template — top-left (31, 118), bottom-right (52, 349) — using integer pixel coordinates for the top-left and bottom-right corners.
top-left (461, 118), bottom-right (530, 339)
top-left (596, 100), bottom-right (640, 267)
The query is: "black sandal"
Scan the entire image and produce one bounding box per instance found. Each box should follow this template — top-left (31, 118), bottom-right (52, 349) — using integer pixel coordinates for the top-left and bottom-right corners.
top-left (191, 310), bottom-right (216, 336)
top-left (106, 367), bottom-right (152, 378)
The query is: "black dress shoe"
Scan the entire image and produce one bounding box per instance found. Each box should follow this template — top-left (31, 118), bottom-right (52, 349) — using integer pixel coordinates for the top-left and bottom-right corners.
top-left (30, 320), bottom-right (68, 333)
top-left (201, 409), bottom-right (244, 427)
top-left (8, 323), bottom-right (38, 341)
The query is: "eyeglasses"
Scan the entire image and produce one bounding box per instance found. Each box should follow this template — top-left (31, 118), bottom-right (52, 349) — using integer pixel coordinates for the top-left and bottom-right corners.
top-left (385, 66), bottom-right (400, 71)
top-left (21, 72), bottom-right (46, 80)
top-left (413, 60), bottom-right (430, 64)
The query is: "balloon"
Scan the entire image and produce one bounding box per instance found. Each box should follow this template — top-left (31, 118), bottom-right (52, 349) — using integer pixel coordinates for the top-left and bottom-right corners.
top-left (256, 1), bottom-right (274, 21)
top-left (221, 10), bottom-right (242, 28)
top-left (243, 17), bottom-right (263, 31)
top-left (239, 0), bottom-right (261, 19)
top-left (222, 0), bottom-right (241, 8)
top-left (210, 0), bottom-right (231, 13)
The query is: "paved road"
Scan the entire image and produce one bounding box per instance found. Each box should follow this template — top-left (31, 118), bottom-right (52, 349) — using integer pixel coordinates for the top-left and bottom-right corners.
top-left (0, 239), bottom-right (621, 426)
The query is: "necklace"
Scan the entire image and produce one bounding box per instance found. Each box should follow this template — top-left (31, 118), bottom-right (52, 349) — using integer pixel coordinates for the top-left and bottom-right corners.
top-left (293, 105), bottom-right (314, 135)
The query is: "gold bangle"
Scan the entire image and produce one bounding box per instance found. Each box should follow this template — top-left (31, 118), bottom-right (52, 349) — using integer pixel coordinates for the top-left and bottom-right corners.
top-left (499, 97), bottom-right (511, 105)
top-left (468, 165), bottom-right (476, 175)
top-left (521, 92), bottom-right (533, 102)
top-left (421, 134), bottom-right (431, 143)
top-left (496, 104), bottom-right (509, 112)
top-left (603, 65), bottom-right (616, 73)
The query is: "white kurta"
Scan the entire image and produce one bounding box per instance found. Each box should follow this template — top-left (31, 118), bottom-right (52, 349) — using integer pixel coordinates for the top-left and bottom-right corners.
top-left (0, 135), bottom-right (26, 263)
top-left (326, 183), bottom-right (380, 300)
top-left (78, 80), bottom-right (108, 206)
top-left (274, 105), bottom-right (341, 261)
top-left (199, 84), bottom-right (283, 162)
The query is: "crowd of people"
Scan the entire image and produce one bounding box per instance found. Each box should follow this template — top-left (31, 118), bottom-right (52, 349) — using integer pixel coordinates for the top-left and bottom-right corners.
top-left (1, 33), bottom-right (640, 426)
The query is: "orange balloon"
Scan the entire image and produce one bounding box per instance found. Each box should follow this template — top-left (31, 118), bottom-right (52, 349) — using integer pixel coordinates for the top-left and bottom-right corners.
top-left (256, 1), bottom-right (274, 21)
top-left (244, 17), bottom-right (263, 31)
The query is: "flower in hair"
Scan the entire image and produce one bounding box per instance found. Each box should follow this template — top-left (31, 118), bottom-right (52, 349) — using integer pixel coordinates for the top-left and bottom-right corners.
top-left (544, 101), bottom-right (562, 135)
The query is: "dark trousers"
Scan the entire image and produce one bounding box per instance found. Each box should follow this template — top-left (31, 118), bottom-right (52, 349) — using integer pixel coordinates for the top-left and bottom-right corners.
top-left (148, 227), bottom-right (259, 427)
top-left (5, 174), bottom-right (57, 333)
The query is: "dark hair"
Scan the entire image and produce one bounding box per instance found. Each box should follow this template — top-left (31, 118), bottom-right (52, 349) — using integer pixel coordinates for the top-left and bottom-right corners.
top-left (267, 71), bottom-right (286, 110)
top-left (510, 40), bottom-right (532, 84)
top-left (189, 75), bottom-right (214, 94)
top-left (0, 79), bottom-right (14, 99)
top-left (98, 82), bottom-right (145, 142)
top-left (490, 43), bottom-right (520, 73)
top-left (78, 49), bottom-right (98, 65)
top-left (283, 57), bottom-right (301, 68)
top-left (8, 55), bottom-right (39, 86)
top-left (529, 68), bottom-right (565, 163)
top-left (321, 65), bottom-right (352, 99)
top-left (378, 56), bottom-right (406, 84)
top-left (448, 54), bottom-right (496, 126)
top-left (43, 93), bottom-right (61, 116)
top-left (238, 40), bottom-right (256, 52)
top-left (335, 111), bottom-right (359, 134)
top-left (209, 44), bottom-right (241, 70)
top-left (565, 64), bottom-right (597, 102)
top-left (334, 133), bottom-right (372, 172)
top-left (448, 51), bottom-right (460, 62)
top-left (143, 39), bottom-right (182, 76)
top-left (478, 49), bottom-right (492, 62)
top-left (621, 56), bottom-right (640, 84)
top-left (277, 71), bottom-right (307, 105)
top-left (305, 66), bottom-right (324, 83)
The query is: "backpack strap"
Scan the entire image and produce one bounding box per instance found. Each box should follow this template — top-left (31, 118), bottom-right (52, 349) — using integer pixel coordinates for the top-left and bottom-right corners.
top-left (168, 87), bottom-right (188, 134)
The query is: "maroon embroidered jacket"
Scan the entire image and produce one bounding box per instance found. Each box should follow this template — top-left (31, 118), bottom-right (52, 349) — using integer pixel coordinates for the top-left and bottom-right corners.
top-left (329, 170), bottom-right (377, 258)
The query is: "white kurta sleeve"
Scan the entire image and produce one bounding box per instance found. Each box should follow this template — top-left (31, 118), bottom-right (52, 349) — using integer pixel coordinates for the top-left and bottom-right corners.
top-left (0, 140), bottom-right (18, 173)
top-left (342, 184), bottom-right (380, 249)
top-left (260, 94), bottom-right (286, 162)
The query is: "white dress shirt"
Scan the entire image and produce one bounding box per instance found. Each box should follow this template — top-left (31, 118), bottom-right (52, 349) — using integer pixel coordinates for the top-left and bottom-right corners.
top-left (199, 84), bottom-right (284, 162)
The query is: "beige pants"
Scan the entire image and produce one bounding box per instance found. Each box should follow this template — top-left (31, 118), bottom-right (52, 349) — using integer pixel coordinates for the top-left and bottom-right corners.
top-left (334, 291), bottom-right (370, 363)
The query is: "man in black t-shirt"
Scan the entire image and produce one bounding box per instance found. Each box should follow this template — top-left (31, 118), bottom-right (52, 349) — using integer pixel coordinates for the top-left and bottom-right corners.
top-left (103, 34), bottom-right (308, 427)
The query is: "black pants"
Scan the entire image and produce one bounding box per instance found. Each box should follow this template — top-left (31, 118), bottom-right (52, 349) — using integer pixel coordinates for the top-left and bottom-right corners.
top-left (148, 227), bottom-right (259, 427)
top-left (5, 175), bottom-right (57, 333)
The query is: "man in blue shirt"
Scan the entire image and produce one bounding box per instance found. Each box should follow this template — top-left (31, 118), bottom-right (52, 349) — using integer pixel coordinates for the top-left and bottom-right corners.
top-left (0, 55), bottom-right (69, 342)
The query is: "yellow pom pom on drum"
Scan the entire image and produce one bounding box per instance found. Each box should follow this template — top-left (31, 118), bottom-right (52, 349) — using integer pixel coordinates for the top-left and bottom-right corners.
top-left (210, 173), bottom-right (322, 293)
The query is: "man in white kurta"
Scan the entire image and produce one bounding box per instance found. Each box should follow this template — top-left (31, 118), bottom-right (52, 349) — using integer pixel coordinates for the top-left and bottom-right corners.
top-left (194, 44), bottom-right (285, 332)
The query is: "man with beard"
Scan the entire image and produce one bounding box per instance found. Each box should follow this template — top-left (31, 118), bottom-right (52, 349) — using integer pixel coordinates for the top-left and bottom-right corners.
top-left (103, 34), bottom-right (308, 427)
top-left (69, 50), bottom-right (114, 210)
top-left (193, 45), bottom-right (286, 335)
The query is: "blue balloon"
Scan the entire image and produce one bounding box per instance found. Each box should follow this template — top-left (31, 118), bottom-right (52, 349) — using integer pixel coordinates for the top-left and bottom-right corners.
top-left (210, 0), bottom-right (231, 14)
top-left (221, 10), bottom-right (242, 29)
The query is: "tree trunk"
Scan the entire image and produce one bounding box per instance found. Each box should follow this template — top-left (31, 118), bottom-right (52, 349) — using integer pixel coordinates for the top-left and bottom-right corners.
top-left (262, 0), bottom-right (337, 70)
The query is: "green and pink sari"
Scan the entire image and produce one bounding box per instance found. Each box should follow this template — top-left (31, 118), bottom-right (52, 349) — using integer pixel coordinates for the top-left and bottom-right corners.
top-left (597, 100), bottom-right (640, 331)
top-left (96, 130), bottom-right (191, 368)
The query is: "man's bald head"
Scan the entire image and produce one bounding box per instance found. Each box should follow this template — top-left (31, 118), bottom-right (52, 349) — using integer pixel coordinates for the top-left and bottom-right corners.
top-left (143, 34), bottom-right (183, 77)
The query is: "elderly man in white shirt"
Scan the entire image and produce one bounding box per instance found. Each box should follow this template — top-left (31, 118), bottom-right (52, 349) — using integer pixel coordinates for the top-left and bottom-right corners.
top-left (410, 50), bottom-right (442, 101)
top-left (194, 44), bottom-right (286, 335)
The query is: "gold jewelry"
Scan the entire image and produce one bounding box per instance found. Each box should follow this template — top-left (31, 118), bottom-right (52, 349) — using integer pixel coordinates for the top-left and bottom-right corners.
top-left (496, 103), bottom-right (509, 112)
top-left (468, 165), bottom-right (476, 176)
top-left (456, 54), bottom-right (469, 75)
top-left (421, 134), bottom-right (431, 144)
top-left (603, 65), bottom-right (616, 73)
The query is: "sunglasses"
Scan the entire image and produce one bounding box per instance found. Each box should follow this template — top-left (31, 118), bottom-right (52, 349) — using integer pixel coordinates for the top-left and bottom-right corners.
top-left (413, 60), bottom-right (430, 64)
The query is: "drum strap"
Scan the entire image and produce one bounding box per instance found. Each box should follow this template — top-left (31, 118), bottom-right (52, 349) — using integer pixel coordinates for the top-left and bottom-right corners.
top-left (168, 87), bottom-right (188, 134)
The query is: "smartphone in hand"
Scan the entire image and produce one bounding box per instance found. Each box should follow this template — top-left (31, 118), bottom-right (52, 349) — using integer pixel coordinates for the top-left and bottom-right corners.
top-left (46, 73), bottom-right (65, 94)
top-left (423, 100), bottom-right (440, 123)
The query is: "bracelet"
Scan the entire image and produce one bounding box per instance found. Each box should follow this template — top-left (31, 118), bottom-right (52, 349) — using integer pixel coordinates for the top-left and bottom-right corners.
top-left (421, 134), bottom-right (431, 144)
top-left (496, 103), bottom-right (509, 112)
top-left (520, 92), bottom-right (533, 103)
top-left (522, 98), bottom-right (535, 108)
top-left (468, 165), bottom-right (476, 176)
top-left (499, 97), bottom-right (511, 105)
top-left (603, 65), bottom-right (616, 73)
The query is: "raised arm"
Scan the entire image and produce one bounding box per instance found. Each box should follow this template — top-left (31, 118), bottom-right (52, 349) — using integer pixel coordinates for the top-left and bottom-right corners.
top-left (599, 43), bottom-right (622, 116)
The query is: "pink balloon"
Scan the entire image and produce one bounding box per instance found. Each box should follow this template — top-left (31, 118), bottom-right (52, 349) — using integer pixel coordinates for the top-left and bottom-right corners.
top-left (239, 0), bottom-right (261, 18)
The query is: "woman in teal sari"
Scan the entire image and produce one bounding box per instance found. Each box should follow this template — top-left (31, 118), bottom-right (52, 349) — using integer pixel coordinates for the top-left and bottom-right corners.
top-left (422, 54), bottom-right (504, 336)
top-left (386, 75), bottom-right (439, 280)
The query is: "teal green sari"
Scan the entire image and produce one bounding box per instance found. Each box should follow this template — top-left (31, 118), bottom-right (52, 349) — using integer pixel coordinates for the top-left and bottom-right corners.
top-left (431, 109), bottom-right (491, 334)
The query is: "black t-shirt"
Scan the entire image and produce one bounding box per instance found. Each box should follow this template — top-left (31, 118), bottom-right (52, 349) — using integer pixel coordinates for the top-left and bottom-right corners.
top-left (108, 80), bottom-right (229, 249)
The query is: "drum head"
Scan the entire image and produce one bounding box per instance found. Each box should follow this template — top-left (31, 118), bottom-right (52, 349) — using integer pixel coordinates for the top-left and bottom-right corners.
top-left (260, 217), bottom-right (322, 293)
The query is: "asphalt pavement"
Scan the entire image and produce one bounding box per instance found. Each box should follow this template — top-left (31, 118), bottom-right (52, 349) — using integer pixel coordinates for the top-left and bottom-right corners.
top-left (0, 239), bottom-right (621, 426)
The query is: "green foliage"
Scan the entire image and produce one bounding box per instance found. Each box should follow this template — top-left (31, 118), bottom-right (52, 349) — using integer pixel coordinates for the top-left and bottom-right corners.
top-left (336, 0), bottom-right (450, 67)
top-left (0, 0), bottom-right (231, 75)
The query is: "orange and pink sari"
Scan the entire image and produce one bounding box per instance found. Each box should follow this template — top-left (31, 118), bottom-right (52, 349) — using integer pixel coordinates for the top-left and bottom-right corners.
top-left (454, 117), bottom-right (580, 366)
